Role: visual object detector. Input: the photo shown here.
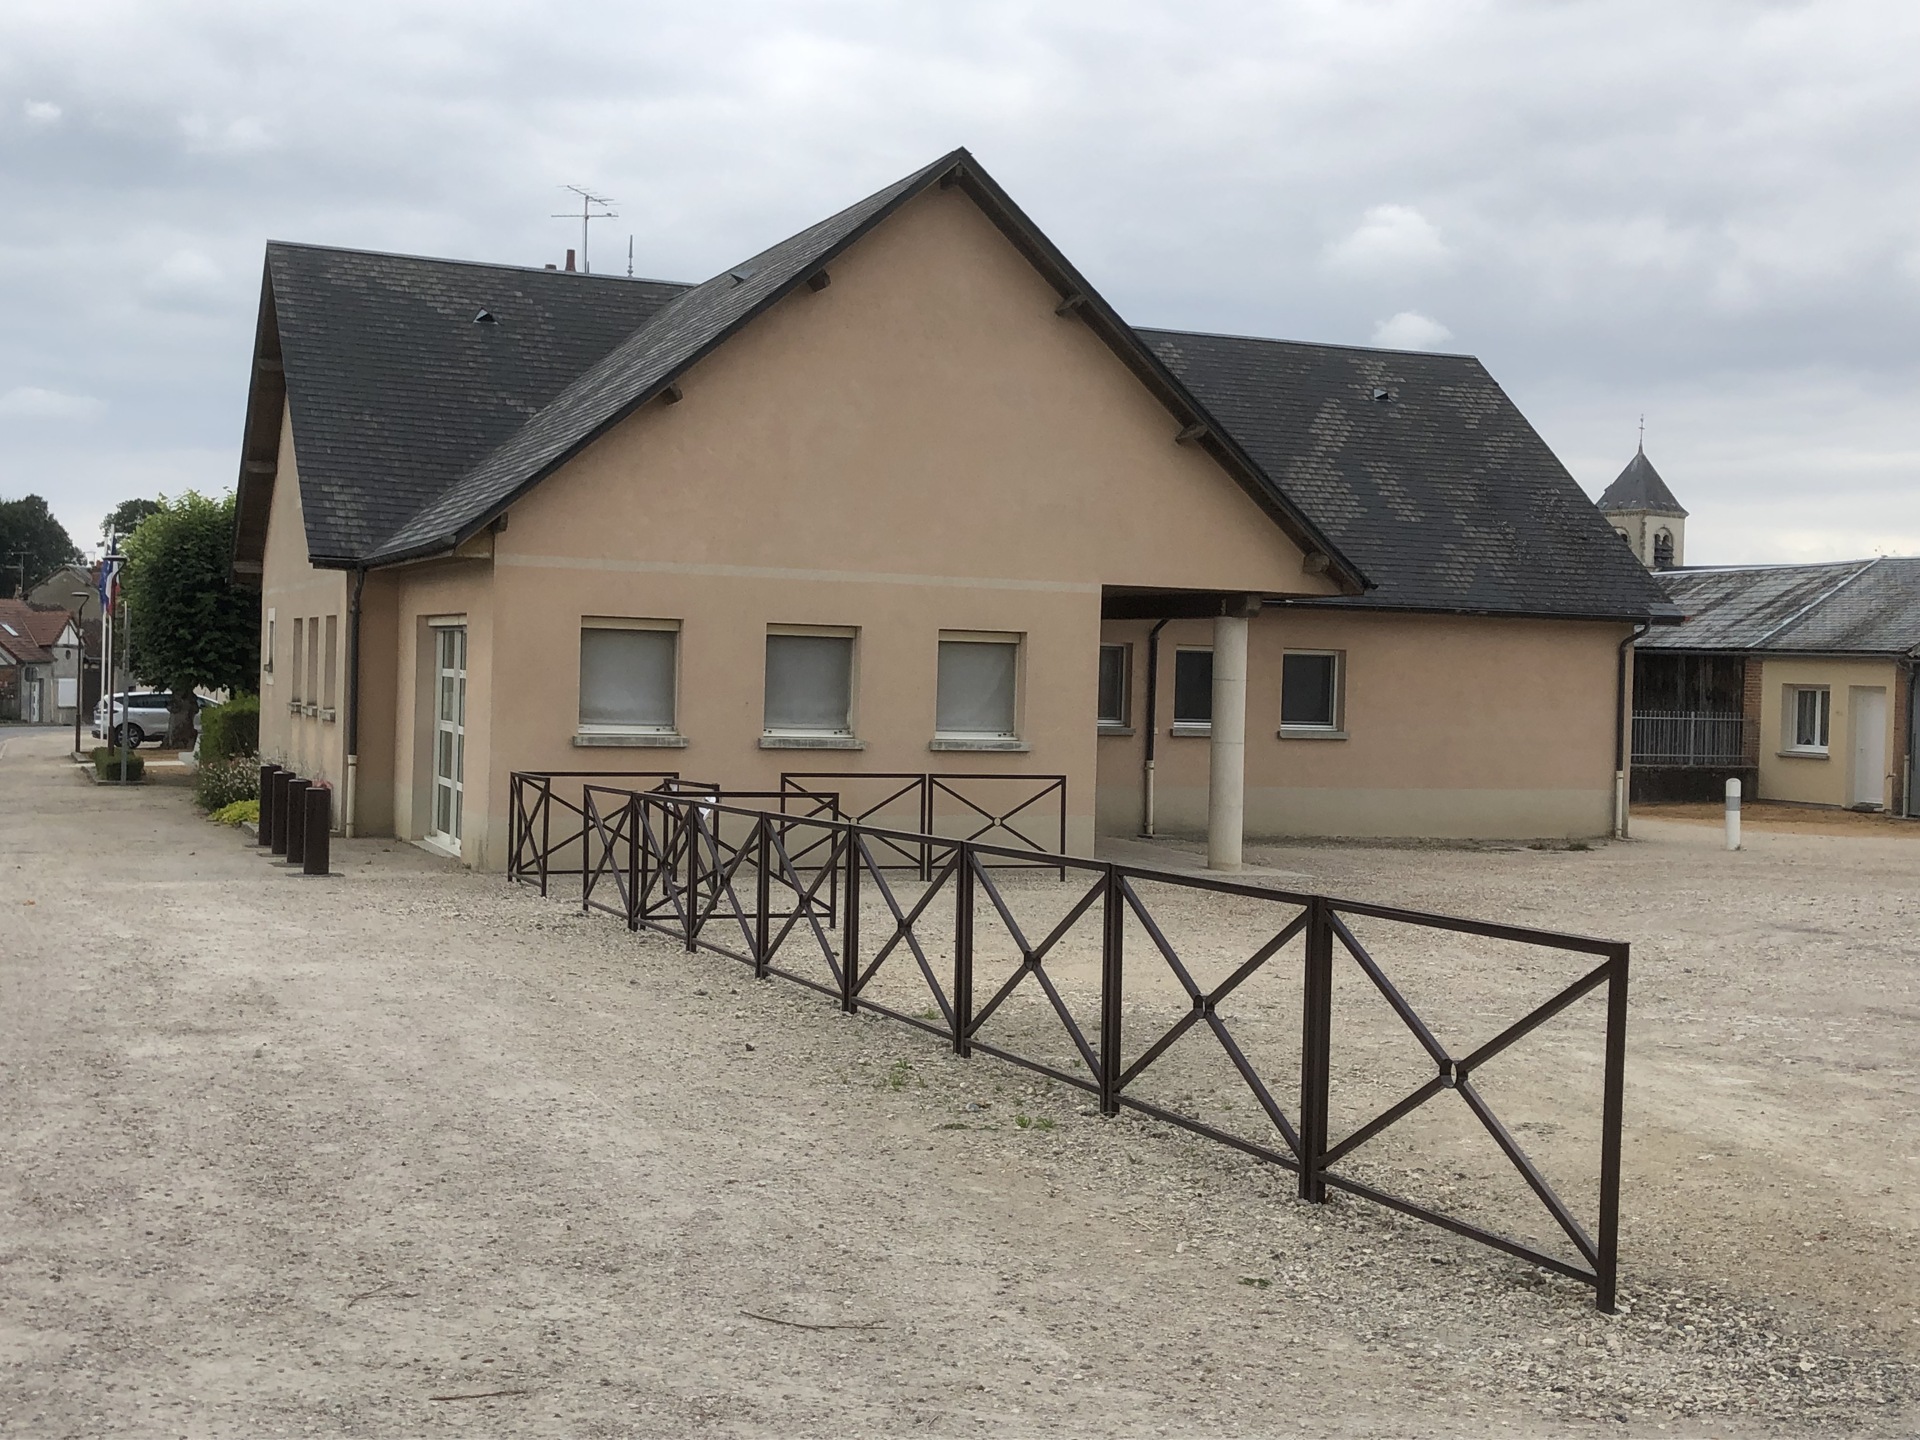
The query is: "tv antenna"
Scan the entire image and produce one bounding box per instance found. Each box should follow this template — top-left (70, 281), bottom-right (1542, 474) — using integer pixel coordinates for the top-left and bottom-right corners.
top-left (553, 185), bottom-right (617, 274)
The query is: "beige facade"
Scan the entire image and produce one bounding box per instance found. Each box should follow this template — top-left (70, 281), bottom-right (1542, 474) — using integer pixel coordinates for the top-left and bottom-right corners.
top-left (250, 174), bottom-right (1646, 868)
top-left (1097, 611), bottom-right (1626, 840)
top-left (1754, 656), bottom-right (1904, 811)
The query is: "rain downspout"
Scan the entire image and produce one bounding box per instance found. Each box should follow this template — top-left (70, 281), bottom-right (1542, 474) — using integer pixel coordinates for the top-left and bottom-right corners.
top-left (1141, 617), bottom-right (1172, 837)
top-left (344, 567), bottom-right (366, 838)
top-left (1614, 620), bottom-right (1650, 840)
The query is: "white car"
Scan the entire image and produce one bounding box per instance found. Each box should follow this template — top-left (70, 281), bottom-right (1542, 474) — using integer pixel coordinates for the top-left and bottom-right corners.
top-left (91, 692), bottom-right (207, 749)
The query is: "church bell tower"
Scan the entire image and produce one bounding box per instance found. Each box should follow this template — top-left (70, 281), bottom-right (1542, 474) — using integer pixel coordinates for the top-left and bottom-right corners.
top-left (1598, 438), bottom-right (1687, 570)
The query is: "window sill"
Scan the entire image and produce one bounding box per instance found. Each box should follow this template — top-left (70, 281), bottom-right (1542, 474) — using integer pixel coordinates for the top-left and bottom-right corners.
top-left (1279, 726), bottom-right (1347, 740)
top-left (287, 701), bottom-right (303, 715)
top-left (1170, 722), bottom-right (1212, 738)
top-left (574, 731), bottom-right (689, 748)
top-left (760, 734), bottom-right (865, 750)
top-left (413, 834), bottom-right (462, 861)
top-left (1097, 724), bottom-right (1135, 737)
top-left (320, 708), bottom-right (337, 723)
top-left (1776, 748), bottom-right (1830, 760)
top-left (929, 737), bottom-right (1030, 752)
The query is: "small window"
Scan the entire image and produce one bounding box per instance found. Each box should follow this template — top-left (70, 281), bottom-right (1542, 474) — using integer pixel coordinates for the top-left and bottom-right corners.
top-left (1281, 651), bottom-right (1341, 730)
top-left (579, 621), bottom-right (678, 732)
top-left (1786, 685), bottom-right (1830, 752)
top-left (306, 615), bottom-right (320, 706)
top-left (264, 609), bottom-right (275, 679)
top-left (765, 631), bottom-right (855, 735)
top-left (322, 615), bottom-right (339, 712)
top-left (1653, 529), bottom-right (1675, 569)
top-left (1172, 648), bottom-right (1212, 728)
top-left (291, 618), bottom-right (304, 703)
top-left (1097, 644), bottom-right (1130, 729)
top-left (936, 634), bottom-right (1019, 737)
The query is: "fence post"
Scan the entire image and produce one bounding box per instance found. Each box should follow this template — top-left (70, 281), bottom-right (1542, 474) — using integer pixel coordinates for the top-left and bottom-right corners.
top-left (841, 827), bottom-right (860, 1014)
top-left (952, 844), bottom-right (973, 1056)
top-left (538, 778), bottom-right (553, 898)
top-left (920, 777), bottom-right (934, 883)
top-left (1298, 896), bottom-right (1333, 1203)
top-left (627, 795), bottom-right (642, 931)
top-left (1099, 865), bottom-right (1123, 1117)
top-left (682, 806), bottom-right (698, 954)
top-left (1595, 944), bottom-right (1630, 1312)
top-left (754, 818), bottom-right (772, 979)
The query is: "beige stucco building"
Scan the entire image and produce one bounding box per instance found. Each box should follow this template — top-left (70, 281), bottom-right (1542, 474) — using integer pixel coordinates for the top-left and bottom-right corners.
top-left (233, 150), bottom-right (1672, 870)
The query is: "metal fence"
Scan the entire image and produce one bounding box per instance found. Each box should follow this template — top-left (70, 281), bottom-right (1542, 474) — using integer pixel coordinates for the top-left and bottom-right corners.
top-left (512, 775), bottom-right (1630, 1311)
top-left (1632, 711), bottom-right (1749, 767)
top-left (777, 771), bottom-right (1067, 878)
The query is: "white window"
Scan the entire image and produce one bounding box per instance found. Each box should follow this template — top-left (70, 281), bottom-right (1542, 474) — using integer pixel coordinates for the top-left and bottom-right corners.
top-left (1172, 648), bottom-right (1212, 733)
top-left (579, 620), bottom-right (678, 733)
top-left (936, 633), bottom-right (1020, 738)
top-left (1097, 643), bottom-right (1130, 730)
top-left (764, 628), bottom-right (855, 735)
top-left (1785, 685), bottom-right (1830, 753)
top-left (1281, 651), bottom-right (1342, 733)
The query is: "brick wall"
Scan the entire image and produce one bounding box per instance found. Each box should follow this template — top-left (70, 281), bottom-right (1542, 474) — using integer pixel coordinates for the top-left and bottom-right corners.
top-left (1742, 657), bottom-right (1764, 770)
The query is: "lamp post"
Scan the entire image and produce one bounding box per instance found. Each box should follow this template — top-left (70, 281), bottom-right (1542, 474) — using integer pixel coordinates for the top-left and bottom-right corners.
top-left (71, 589), bottom-right (89, 759)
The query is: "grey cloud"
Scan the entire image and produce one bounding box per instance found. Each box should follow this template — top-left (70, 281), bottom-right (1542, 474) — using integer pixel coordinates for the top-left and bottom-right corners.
top-left (2, 0), bottom-right (1916, 561)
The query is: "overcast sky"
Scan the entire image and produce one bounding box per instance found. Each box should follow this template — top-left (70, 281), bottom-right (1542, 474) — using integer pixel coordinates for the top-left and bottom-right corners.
top-left (3, 0), bottom-right (1916, 564)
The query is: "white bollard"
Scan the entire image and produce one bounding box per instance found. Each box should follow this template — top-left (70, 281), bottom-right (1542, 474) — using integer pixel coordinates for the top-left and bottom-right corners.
top-left (1725, 777), bottom-right (1741, 851)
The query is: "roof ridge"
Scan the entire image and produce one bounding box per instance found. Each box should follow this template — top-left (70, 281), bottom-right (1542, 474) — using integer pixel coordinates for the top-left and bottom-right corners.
top-left (1138, 324), bottom-right (1480, 363)
top-left (266, 238), bottom-right (695, 289)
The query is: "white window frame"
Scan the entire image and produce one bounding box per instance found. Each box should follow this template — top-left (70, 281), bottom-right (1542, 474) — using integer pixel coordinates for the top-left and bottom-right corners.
top-left (427, 619), bottom-right (467, 852)
top-left (761, 624), bottom-right (861, 749)
top-left (575, 617), bottom-right (684, 747)
top-left (1783, 684), bottom-right (1831, 755)
top-left (1097, 643), bottom-right (1132, 733)
top-left (1170, 646), bottom-right (1212, 737)
top-left (1279, 649), bottom-right (1346, 739)
top-left (931, 630), bottom-right (1027, 751)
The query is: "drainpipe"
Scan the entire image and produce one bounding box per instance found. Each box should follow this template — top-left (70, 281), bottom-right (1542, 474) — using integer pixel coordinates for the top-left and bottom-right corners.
top-left (1613, 620), bottom-right (1650, 840)
top-left (1140, 618), bottom-right (1172, 836)
top-left (344, 567), bottom-right (366, 838)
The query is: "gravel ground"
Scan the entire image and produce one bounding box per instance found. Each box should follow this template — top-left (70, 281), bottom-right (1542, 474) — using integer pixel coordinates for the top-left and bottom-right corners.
top-left (2, 725), bottom-right (1916, 1438)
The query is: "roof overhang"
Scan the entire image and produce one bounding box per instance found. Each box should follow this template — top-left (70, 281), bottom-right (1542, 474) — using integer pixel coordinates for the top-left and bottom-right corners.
top-left (229, 261), bottom-right (286, 586)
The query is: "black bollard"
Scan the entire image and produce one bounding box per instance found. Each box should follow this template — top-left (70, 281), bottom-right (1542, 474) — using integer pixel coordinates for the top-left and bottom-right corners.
top-left (257, 763), bottom-right (281, 846)
top-left (269, 769), bottom-right (294, 855)
top-left (303, 782), bottom-right (332, 876)
top-left (283, 779), bottom-right (312, 866)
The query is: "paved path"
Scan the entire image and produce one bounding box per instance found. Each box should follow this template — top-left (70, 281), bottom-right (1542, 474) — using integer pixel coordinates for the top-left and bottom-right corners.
top-left (2, 729), bottom-right (1913, 1437)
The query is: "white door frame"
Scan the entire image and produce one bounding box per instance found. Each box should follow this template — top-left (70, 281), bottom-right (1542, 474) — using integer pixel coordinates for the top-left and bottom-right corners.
top-left (1849, 686), bottom-right (1887, 809)
top-left (428, 623), bottom-right (468, 851)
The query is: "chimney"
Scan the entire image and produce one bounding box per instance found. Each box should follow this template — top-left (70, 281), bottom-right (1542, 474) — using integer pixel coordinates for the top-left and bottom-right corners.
top-left (565, 248), bottom-right (576, 273)
top-left (544, 263), bottom-right (557, 271)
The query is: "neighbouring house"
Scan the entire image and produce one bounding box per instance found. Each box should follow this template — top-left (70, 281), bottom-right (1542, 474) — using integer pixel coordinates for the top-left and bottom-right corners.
top-left (231, 149), bottom-right (1672, 869)
top-left (1633, 557), bottom-right (1919, 813)
top-left (0, 598), bottom-right (81, 724)
top-left (27, 563), bottom-right (96, 611)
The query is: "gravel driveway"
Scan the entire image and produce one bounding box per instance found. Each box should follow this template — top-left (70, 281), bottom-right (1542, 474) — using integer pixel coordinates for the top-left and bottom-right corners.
top-left (2, 726), bottom-right (1915, 1438)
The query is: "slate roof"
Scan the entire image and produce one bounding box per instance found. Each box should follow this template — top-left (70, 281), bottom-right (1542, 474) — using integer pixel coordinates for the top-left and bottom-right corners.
top-left (1642, 557), bottom-right (1920, 655)
top-left (1141, 330), bottom-right (1676, 617)
top-left (1597, 447), bottom-right (1686, 516)
top-left (239, 149), bottom-right (1672, 622)
top-left (264, 245), bottom-right (689, 562)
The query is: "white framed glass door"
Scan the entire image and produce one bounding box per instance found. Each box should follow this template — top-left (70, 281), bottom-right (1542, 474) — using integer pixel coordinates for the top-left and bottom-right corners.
top-left (430, 625), bottom-right (467, 849)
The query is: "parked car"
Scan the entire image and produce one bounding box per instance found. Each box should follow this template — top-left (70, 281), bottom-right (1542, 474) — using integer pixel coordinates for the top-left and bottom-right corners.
top-left (91, 692), bottom-right (207, 748)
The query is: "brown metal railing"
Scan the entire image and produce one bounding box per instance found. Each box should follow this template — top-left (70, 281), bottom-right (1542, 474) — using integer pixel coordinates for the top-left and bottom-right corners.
top-left (512, 776), bottom-right (1630, 1310)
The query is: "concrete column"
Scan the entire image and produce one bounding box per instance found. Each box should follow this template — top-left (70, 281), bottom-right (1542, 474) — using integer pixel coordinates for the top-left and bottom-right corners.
top-left (1207, 613), bottom-right (1249, 871)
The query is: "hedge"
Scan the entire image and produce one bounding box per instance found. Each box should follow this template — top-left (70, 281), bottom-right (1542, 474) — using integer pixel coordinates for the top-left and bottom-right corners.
top-left (91, 746), bottom-right (145, 783)
top-left (199, 693), bottom-right (260, 766)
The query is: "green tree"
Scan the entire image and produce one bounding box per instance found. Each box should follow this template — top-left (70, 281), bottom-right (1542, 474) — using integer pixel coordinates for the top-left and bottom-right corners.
top-left (121, 491), bottom-right (259, 746)
top-left (103, 497), bottom-right (163, 545)
top-left (0, 494), bottom-right (81, 598)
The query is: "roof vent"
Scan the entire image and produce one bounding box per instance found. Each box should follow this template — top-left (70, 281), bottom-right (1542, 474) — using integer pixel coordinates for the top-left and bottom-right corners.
top-left (729, 266), bottom-right (755, 285)
top-left (473, 308), bottom-right (498, 325)
top-left (1371, 387), bottom-right (1393, 403)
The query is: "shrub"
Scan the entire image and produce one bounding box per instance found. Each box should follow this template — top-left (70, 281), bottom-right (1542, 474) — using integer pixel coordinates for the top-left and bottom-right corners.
top-left (91, 746), bottom-right (145, 783)
top-left (199, 694), bottom-right (260, 766)
top-left (194, 752), bottom-right (260, 811)
top-left (207, 798), bottom-right (260, 827)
